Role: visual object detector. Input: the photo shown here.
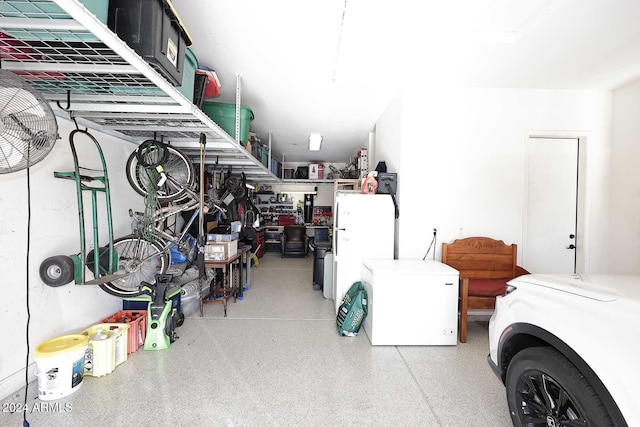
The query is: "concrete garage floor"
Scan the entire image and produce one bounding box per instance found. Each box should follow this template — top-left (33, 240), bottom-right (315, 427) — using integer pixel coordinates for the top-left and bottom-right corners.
top-left (1, 252), bottom-right (512, 426)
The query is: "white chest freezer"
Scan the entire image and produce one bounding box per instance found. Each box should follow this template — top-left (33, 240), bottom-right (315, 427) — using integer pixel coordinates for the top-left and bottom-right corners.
top-left (361, 259), bottom-right (459, 346)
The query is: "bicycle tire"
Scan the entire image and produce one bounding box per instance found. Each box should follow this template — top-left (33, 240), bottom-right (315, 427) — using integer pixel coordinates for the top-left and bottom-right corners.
top-left (99, 235), bottom-right (170, 297)
top-left (126, 145), bottom-right (195, 202)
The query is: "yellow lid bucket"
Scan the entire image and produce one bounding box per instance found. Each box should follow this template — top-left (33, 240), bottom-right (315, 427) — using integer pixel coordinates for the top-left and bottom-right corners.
top-left (35, 335), bottom-right (89, 358)
top-left (34, 334), bottom-right (89, 400)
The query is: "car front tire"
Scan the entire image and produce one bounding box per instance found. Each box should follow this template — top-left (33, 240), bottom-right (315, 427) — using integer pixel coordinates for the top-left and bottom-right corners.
top-left (505, 346), bottom-right (613, 427)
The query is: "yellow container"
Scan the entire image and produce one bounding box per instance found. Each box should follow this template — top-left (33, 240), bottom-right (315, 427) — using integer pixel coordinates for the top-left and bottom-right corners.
top-left (80, 324), bottom-right (129, 377)
top-left (105, 323), bottom-right (129, 367)
top-left (34, 335), bottom-right (88, 400)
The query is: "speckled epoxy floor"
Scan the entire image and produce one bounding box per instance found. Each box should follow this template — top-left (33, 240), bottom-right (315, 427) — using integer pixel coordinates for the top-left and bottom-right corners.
top-left (1, 252), bottom-right (512, 427)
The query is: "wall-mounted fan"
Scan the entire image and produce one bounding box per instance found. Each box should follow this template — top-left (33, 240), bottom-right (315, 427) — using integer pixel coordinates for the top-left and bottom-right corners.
top-left (0, 70), bottom-right (58, 174)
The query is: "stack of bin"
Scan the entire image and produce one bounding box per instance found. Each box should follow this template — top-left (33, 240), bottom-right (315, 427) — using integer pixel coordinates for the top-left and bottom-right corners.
top-left (101, 310), bottom-right (148, 354)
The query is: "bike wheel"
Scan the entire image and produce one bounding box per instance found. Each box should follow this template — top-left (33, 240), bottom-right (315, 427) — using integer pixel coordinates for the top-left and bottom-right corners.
top-left (99, 235), bottom-right (170, 297)
top-left (126, 145), bottom-right (195, 202)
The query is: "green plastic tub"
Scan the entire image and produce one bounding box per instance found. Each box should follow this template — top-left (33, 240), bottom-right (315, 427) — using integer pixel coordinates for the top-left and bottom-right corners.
top-left (202, 102), bottom-right (254, 143)
top-left (178, 48), bottom-right (197, 102)
top-left (81, 0), bottom-right (109, 23)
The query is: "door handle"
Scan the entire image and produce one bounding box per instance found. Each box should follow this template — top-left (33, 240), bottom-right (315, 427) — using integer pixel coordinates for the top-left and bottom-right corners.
top-left (567, 244), bottom-right (576, 250)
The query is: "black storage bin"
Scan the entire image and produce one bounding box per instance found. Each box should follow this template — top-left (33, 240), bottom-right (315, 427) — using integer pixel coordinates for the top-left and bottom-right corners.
top-left (193, 73), bottom-right (208, 109)
top-left (108, 0), bottom-right (192, 86)
top-left (295, 166), bottom-right (308, 179)
top-left (312, 241), bottom-right (332, 291)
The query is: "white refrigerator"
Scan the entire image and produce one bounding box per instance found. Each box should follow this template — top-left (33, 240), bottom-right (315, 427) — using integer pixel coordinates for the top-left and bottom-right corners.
top-left (332, 192), bottom-right (395, 313)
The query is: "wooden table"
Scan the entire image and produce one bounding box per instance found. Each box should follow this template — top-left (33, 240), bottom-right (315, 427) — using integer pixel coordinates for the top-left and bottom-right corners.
top-left (202, 253), bottom-right (241, 317)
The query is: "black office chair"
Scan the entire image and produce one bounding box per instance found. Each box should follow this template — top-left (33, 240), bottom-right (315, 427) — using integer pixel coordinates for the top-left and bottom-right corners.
top-left (280, 225), bottom-right (309, 257)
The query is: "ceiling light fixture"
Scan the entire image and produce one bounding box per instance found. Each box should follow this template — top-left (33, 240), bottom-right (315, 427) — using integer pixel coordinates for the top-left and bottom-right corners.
top-left (309, 134), bottom-right (322, 151)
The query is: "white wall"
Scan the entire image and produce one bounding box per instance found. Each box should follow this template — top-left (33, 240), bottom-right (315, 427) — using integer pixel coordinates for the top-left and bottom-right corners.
top-left (0, 118), bottom-right (145, 400)
top-left (376, 86), bottom-right (612, 271)
top-left (373, 91), bottom-right (403, 258)
top-left (610, 78), bottom-right (640, 273)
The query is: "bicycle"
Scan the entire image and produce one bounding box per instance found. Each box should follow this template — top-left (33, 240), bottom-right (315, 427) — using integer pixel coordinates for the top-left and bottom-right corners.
top-left (96, 142), bottom-right (225, 297)
top-left (125, 138), bottom-right (196, 203)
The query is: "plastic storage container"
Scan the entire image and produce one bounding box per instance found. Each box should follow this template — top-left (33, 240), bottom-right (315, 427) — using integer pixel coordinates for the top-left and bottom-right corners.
top-left (101, 310), bottom-right (148, 354)
top-left (177, 48), bottom-right (197, 102)
top-left (196, 68), bottom-right (221, 99)
top-left (202, 101), bottom-right (254, 144)
top-left (108, 0), bottom-right (192, 86)
top-left (80, 0), bottom-right (109, 23)
top-left (270, 155), bottom-right (282, 177)
top-left (80, 324), bottom-right (129, 377)
top-left (193, 72), bottom-right (208, 108)
top-left (34, 335), bottom-right (88, 401)
top-left (181, 281), bottom-right (210, 317)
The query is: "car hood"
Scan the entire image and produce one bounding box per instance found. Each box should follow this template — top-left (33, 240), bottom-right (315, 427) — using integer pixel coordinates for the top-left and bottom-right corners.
top-left (509, 274), bottom-right (640, 303)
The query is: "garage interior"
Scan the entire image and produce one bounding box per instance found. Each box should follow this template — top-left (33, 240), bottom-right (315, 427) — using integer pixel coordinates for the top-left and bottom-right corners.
top-left (2, 1), bottom-right (640, 425)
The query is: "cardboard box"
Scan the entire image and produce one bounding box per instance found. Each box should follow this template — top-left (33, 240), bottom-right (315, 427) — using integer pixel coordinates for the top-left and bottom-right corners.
top-left (204, 240), bottom-right (238, 261)
top-left (308, 163), bottom-right (319, 180)
top-left (207, 233), bottom-right (239, 242)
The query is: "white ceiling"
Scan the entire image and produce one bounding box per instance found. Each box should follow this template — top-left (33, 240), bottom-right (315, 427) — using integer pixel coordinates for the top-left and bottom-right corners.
top-left (171, 0), bottom-right (640, 164)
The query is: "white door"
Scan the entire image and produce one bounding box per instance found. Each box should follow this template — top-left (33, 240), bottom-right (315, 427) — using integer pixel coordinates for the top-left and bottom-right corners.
top-left (524, 137), bottom-right (579, 274)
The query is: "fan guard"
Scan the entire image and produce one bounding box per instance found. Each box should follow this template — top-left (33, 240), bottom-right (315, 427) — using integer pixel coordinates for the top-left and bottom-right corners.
top-left (0, 70), bottom-right (58, 174)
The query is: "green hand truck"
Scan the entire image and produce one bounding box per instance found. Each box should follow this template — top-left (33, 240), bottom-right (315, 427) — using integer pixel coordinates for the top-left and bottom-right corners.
top-left (39, 128), bottom-right (120, 287)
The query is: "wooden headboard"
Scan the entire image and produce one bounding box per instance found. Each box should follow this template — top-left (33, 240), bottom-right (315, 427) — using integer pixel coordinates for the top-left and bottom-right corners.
top-left (441, 237), bottom-right (516, 280)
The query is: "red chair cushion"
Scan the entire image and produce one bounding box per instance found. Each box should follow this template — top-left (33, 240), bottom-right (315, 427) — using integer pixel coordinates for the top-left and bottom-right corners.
top-left (468, 278), bottom-right (508, 297)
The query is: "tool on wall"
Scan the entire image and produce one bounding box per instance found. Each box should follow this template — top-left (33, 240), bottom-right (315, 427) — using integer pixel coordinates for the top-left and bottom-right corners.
top-left (39, 128), bottom-right (118, 287)
top-left (0, 70), bottom-right (59, 174)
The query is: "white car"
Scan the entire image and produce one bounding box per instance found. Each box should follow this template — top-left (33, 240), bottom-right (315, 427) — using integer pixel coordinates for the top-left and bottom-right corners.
top-left (488, 273), bottom-right (640, 427)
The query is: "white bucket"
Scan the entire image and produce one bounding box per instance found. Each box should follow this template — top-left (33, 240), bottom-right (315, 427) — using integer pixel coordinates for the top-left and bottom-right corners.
top-left (34, 334), bottom-right (89, 401)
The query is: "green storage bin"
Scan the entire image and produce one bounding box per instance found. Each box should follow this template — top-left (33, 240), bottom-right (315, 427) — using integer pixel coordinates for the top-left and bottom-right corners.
top-left (202, 101), bottom-right (254, 143)
top-left (178, 48), bottom-right (197, 102)
top-left (81, 0), bottom-right (109, 23)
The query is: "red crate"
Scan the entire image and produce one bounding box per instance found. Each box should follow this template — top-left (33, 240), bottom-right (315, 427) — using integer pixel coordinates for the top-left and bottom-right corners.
top-left (101, 310), bottom-right (147, 354)
top-left (278, 215), bottom-right (296, 225)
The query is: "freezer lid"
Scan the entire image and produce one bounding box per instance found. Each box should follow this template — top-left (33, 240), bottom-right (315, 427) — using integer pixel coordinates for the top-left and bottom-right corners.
top-left (362, 259), bottom-right (459, 275)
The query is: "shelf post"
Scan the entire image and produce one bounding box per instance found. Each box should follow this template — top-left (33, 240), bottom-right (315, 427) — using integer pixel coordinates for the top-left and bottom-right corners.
top-left (268, 132), bottom-right (272, 170)
top-left (235, 74), bottom-right (242, 144)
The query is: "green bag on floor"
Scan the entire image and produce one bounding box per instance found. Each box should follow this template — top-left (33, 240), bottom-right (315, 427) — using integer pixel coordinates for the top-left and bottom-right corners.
top-left (336, 281), bottom-right (368, 337)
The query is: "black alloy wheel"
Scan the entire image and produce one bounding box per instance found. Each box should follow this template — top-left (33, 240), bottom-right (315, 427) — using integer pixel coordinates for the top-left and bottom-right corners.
top-left (505, 347), bottom-right (613, 427)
